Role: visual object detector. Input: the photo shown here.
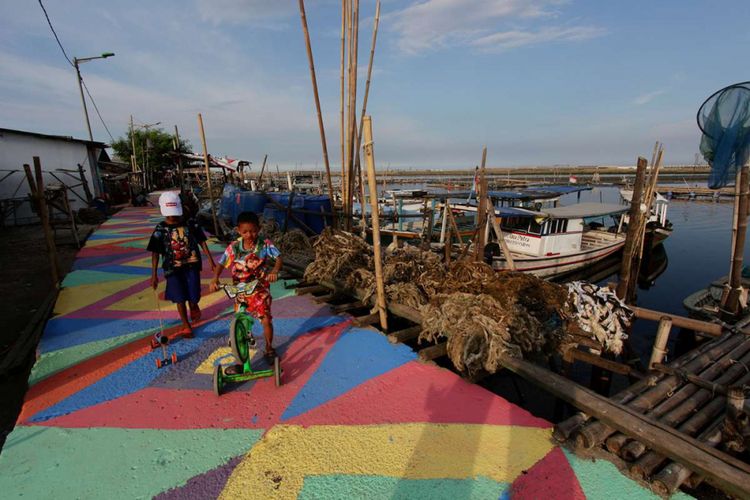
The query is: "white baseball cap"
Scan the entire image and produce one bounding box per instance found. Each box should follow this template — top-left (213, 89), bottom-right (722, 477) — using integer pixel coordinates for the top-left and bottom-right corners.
top-left (158, 191), bottom-right (183, 216)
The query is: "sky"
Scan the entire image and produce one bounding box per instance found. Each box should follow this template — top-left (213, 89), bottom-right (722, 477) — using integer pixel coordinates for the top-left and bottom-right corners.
top-left (1, 0), bottom-right (749, 170)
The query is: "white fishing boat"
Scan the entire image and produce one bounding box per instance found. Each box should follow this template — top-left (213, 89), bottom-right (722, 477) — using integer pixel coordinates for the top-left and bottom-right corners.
top-left (482, 203), bottom-right (628, 279)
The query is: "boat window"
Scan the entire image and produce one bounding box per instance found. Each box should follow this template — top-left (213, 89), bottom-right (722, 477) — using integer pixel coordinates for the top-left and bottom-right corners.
top-left (528, 219), bottom-right (542, 234)
top-left (547, 219), bottom-right (569, 234)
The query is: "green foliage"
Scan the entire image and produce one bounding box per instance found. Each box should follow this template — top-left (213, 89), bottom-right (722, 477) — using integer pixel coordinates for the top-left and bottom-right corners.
top-left (111, 127), bottom-right (192, 174)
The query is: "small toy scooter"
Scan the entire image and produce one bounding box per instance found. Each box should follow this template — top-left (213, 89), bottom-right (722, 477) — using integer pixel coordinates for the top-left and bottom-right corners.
top-left (155, 334), bottom-right (178, 369)
top-left (151, 288), bottom-right (178, 368)
top-left (213, 282), bottom-right (281, 396)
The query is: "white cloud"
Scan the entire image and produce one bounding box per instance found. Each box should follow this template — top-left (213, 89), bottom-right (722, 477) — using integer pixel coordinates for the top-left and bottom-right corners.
top-left (471, 26), bottom-right (605, 51)
top-left (633, 90), bottom-right (666, 106)
top-left (386, 0), bottom-right (603, 54)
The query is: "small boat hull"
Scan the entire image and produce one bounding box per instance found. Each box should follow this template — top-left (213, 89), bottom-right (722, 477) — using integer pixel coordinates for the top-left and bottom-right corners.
top-left (491, 238), bottom-right (625, 279)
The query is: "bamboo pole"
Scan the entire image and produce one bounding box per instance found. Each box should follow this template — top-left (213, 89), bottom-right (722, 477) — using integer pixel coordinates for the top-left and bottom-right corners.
top-left (648, 316), bottom-right (672, 370)
top-left (723, 165), bottom-right (750, 316)
top-left (27, 159), bottom-right (60, 286)
top-left (352, 0), bottom-right (381, 234)
top-left (362, 116), bottom-right (387, 330)
top-left (345, 0), bottom-right (360, 228)
top-left (631, 146), bottom-right (664, 285)
top-left (298, 0), bottom-right (337, 225)
top-left (340, 0), bottom-right (346, 206)
top-left (474, 147), bottom-right (488, 261)
top-left (616, 156), bottom-right (648, 301)
top-left (130, 115), bottom-right (139, 179)
top-left (632, 306), bottom-right (723, 336)
top-left (197, 113), bottom-right (220, 236)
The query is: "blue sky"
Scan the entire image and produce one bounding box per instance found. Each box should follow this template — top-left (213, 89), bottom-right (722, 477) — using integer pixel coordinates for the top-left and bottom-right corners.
top-left (1, 0), bottom-right (749, 169)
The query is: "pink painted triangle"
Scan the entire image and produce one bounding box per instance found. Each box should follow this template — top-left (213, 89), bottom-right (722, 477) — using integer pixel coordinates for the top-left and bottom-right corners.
top-left (509, 447), bottom-right (586, 499)
top-left (286, 361), bottom-right (551, 428)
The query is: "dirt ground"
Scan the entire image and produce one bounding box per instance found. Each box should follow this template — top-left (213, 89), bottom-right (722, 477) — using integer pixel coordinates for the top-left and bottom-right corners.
top-left (0, 223), bottom-right (95, 450)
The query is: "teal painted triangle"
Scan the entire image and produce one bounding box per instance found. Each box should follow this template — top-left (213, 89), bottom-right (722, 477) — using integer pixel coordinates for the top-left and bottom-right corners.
top-left (299, 475), bottom-right (508, 499)
top-left (29, 329), bottom-right (152, 386)
top-left (281, 328), bottom-right (417, 420)
top-left (62, 269), bottom-right (144, 287)
top-left (0, 426), bottom-right (263, 499)
top-left (269, 280), bottom-right (297, 300)
top-left (118, 238), bottom-right (150, 249)
top-left (562, 449), bottom-right (694, 499)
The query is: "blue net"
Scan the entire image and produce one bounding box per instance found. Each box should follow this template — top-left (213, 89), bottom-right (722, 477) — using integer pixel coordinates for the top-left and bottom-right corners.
top-left (698, 82), bottom-right (750, 188)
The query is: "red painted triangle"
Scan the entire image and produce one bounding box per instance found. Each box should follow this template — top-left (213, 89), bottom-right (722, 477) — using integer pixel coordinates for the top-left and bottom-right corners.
top-left (287, 361), bottom-right (551, 428)
top-left (509, 447), bottom-right (586, 499)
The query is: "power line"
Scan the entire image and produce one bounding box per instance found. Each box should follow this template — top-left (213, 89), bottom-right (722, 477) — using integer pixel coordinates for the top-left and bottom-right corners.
top-left (37, 0), bottom-right (73, 67)
top-left (81, 78), bottom-right (114, 143)
top-left (37, 0), bottom-right (115, 143)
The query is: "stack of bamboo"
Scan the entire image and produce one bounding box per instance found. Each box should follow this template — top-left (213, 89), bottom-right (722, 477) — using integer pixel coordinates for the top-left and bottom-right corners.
top-left (555, 332), bottom-right (750, 496)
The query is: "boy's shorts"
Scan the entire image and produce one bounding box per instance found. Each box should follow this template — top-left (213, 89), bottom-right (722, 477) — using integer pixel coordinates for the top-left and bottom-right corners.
top-left (165, 267), bottom-right (201, 304)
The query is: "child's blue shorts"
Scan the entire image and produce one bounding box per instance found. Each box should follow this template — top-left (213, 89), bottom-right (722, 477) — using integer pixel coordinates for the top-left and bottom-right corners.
top-left (165, 266), bottom-right (201, 304)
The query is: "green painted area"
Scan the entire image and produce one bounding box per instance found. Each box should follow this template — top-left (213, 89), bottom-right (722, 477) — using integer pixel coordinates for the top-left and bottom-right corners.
top-left (563, 450), bottom-right (694, 500)
top-left (270, 279), bottom-right (298, 300)
top-left (0, 426), bottom-right (263, 499)
top-left (28, 328), bottom-right (164, 386)
top-left (208, 242), bottom-right (227, 253)
top-left (299, 475), bottom-right (508, 499)
top-left (62, 270), bottom-right (145, 287)
top-left (118, 238), bottom-right (151, 249)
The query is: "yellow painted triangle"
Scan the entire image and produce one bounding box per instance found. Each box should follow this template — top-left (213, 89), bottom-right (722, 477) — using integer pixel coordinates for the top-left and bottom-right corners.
top-left (220, 423), bottom-right (555, 499)
top-left (106, 279), bottom-right (226, 312)
top-left (194, 347), bottom-right (246, 374)
top-left (54, 277), bottom-right (147, 316)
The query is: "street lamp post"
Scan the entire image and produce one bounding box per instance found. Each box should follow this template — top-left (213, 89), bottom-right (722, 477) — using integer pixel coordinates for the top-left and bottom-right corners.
top-left (73, 52), bottom-right (115, 141)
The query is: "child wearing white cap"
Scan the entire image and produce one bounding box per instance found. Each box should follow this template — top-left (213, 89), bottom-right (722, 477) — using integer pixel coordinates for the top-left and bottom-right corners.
top-left (147, 191), bottom-right (216, 336)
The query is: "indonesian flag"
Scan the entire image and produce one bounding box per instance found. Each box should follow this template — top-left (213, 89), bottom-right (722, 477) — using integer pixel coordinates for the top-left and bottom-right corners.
top-left (569, 175), bottom-right (578, 184)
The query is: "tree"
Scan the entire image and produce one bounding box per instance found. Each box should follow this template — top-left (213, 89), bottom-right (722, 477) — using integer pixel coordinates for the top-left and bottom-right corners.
top-left (111, 126), bottom-right (192, 189)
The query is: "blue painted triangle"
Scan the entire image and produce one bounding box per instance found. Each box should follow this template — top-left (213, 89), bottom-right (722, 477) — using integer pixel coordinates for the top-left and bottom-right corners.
top-left (281, 327), bottom-right (417, 420)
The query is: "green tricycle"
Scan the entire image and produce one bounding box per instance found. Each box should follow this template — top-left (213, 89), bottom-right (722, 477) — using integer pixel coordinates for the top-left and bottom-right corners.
top-left (213, 281), bottom-right (281, 396)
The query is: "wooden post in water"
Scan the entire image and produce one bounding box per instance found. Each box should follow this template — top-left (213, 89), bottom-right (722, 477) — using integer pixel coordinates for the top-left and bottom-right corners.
top-left (258, 154), bottom-right (268, 186)
top-left (474, 147), bottom-right (488, 261)
top-left (26, 158), bottom-right (60, 286)
top-left (298, 0), bottom-right (337, 225)
top-left (197, 113), bottom-right (220, 237)
top-left (617, 156), bottom-right (648, 302)
top-left (362, 116), bottom-right (388, 330)
top-left (723, 165), bottom-right (750, 316)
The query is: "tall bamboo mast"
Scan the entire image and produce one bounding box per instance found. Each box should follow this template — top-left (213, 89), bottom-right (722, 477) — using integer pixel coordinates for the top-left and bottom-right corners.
top-left (354, 0), bottom-right (381, 232)
top-left (340, 0), bottom-right (347, 208)
top-left (345, 0), bottom-right (359, 228)
top-left (298, 0), bottom-right (337, 224)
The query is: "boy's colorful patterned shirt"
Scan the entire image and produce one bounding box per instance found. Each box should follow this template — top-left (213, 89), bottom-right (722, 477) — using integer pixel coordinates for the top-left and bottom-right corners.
top-left (219, 235), bottom-right (280, 283)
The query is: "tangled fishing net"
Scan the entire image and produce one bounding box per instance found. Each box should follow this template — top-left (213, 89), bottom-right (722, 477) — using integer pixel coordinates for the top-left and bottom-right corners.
top-left (258, 218), bottom-right (316, 265)
top-left (304, 228), bottom-right (373, 284)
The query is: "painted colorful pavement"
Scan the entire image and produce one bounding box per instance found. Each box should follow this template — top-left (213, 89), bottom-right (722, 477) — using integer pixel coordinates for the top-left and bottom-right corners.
top-left (0, 206), bottom-right (690, 499)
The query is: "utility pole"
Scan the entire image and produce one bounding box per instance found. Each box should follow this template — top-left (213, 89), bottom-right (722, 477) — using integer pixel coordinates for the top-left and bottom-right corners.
top-left (73, 52), bottom-right (114, 141)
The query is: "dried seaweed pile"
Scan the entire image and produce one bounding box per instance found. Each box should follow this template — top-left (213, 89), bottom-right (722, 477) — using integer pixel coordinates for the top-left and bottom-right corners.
top-left (420, 269), bottom-right (571, 376)
top-left (301, 229), bottom-right (634, 377)
top-left (260, 219), bottom-right (316, 265)
top-left (304, 228), bottom-right (373, 285)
